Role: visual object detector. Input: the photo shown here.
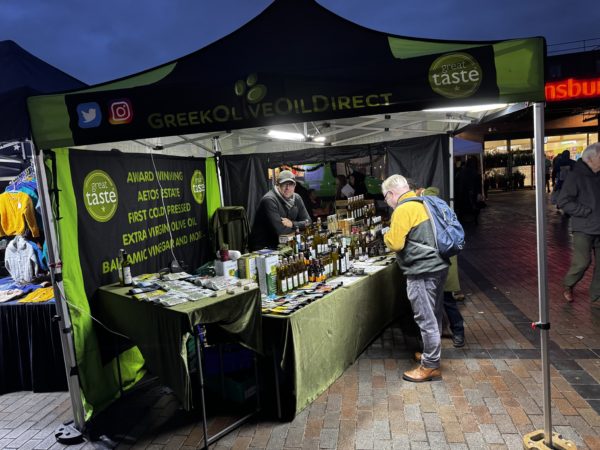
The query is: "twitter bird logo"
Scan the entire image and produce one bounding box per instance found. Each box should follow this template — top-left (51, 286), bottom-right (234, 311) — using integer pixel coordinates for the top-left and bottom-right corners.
top-left (77, 102), bottom-right (102, 128)
top-left (81, 109), bottom-right (96, 122)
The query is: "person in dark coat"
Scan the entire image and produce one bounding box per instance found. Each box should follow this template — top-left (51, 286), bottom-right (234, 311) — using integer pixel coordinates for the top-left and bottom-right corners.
top-left (553, 149), bottom-right (576, 191)
top-left (557, 143), bottom-right (600, 303)
top-left (456, 157), bottom-right (483, 223)
top-left (349, 172), bottom-right (367, 196)
top-left (249, 170), bottom-right (312, 250)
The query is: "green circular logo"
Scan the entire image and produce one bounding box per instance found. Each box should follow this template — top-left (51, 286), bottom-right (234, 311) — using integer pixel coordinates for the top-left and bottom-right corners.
top-left (83, 170), bottom-right (118, 222)
top-left (428, 53), bottom-right (482, 99)
top-left (191, 170), bottom-right (206, 204)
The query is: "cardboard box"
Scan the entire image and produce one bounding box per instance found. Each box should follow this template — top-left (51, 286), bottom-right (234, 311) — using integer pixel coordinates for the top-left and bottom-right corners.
top-left (224, 371), bottom-right (257, 404)
top-left (214, 259), bottom-right (238, 278)
top-left (237, 254), bottom-right (257, 281)
top-left (256, 253), bottom-right (279, 296)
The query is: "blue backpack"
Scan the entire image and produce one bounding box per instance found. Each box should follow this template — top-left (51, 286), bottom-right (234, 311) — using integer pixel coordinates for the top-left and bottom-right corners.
top-left (400, 196), bottom-right (465, 258)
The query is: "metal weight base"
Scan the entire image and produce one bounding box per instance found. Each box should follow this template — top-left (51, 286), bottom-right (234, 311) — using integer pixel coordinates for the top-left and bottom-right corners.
top-left (522, 430), bottom-right (576, 450)
top-left (54, 421), bottom-right (84, 445)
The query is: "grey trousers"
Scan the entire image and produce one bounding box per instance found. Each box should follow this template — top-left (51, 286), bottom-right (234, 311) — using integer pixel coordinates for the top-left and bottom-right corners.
top-left (564, 232), bottom-right (600, 300)
top-left (406, 268), bottom-right (449, 369)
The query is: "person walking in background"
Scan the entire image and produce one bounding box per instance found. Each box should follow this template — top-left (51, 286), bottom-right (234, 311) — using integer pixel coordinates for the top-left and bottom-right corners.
top-left (382, 175), bottom-right (449, 382)
top-left (557, 143), bottom-right (600, 303)
top-left (552, 150), bottom-right (576, 196)
top-left (551, 150), bottom-right (575, 209)
top-left (545, 155), bottom-right (552, 193)
top-left (456, 157), bottom-right (483, 224)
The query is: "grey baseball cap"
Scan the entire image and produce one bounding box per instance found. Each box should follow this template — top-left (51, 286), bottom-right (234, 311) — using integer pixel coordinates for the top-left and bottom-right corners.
top-left (277, 170), bottom-right (296, 184)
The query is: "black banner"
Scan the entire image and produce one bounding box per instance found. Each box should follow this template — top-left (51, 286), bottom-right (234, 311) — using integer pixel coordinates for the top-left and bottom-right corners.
top-left (67, 150), bottom-right (210, 297)
top-left (63, 46), bottom-right (499, 146)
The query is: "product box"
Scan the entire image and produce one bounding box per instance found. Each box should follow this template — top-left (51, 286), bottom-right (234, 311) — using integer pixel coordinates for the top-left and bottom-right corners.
top-left (237, 254), bottom-right (258, 281)
top-left (214, 259), bottom-right (238, 278)
top-left (256, 253), bottom-right (279, 296)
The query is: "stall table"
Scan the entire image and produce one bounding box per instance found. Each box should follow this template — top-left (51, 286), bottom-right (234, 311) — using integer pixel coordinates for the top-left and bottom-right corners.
top-left (263, 262), bottom-right (407, 419)
top-left (96, 284), bottom-right (262, 410)
top-left (0, 299), bottom-right (67, 394)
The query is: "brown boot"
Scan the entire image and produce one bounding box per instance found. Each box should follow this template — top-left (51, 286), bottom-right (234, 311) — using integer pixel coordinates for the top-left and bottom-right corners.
top-left (452, 291), bottom-right (465, 301)
top-left (402, 365), bottom-right (441, 382)
top-left (563, 287), bottom-right (573, 303)
top-left (414, 352), bottom-right (422, 362)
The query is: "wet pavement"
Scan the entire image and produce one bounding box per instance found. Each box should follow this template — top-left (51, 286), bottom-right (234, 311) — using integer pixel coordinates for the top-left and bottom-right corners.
top-left (1, 189), bottom-right (599, 449)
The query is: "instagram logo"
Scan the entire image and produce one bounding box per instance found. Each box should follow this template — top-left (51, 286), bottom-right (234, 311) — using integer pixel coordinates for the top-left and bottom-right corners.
top-left (108, 99), bottom-right (133, 124)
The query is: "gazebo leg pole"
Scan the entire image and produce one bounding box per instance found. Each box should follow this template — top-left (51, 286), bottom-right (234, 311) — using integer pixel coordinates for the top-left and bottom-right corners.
top-left (522, 103), bottom-right (576, 450)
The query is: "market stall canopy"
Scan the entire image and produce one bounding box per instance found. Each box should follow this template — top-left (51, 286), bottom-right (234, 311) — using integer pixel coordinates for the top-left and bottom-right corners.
top-left (27, 0), bottom-right (545, 151)
top-left (0, 40), bottom-right (86, 141)
top-left (453, 137), bottom-right (483, 156)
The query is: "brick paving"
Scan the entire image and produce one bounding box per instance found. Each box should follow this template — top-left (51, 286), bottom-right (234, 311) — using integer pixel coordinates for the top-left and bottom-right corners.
top-left (1, 189), bottom-right (599, 449)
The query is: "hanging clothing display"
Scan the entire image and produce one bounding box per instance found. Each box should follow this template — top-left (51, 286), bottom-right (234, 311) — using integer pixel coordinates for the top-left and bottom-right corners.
top-left (0, 191), bottom-right (40, 237)
top-left (4, 236), bottom-right (39, 283)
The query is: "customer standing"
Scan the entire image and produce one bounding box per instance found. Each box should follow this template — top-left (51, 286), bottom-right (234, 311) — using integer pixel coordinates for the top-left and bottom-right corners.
top-left (419, 186), bottom-right (466, 348)
top-left (382, 174), bottom-right (449, 382)
top-left (557, 143), bottom-right (600, 303)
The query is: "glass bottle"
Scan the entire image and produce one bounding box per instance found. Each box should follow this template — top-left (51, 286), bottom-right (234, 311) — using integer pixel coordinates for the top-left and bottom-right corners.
top-left (331, 245), bottom-right (339, 276)
top-left (120, 249), bottom-right (132, 286)
top-left (285, 257), bottom-right (294, 291)
top-left (276, 258), bottom-right (285, 295)
top-left (278, 257), bottom-right (289, 295)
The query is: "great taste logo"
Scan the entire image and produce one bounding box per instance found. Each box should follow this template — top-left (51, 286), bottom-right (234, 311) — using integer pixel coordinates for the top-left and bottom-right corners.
top-left (190, 170), bottom-right (206, 205)
top-left (428, 53), bottom-right (482, 99)
top-left (83, 170), bottom-right (119, 222)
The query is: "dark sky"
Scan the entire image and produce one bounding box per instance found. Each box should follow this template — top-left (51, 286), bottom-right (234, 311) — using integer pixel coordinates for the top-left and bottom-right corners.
top-left (1, 0), bottom-right (597, 85)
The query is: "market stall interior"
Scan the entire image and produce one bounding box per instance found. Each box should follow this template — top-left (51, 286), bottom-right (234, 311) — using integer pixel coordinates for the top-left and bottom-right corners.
top-left (25, 0), bottom-right (552, 447)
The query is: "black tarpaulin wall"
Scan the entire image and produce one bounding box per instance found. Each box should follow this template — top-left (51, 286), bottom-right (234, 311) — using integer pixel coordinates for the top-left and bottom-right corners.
top-left (221, 134), bottom-right (447, 225)
top-left (386, 135), bottom-right (449, 200)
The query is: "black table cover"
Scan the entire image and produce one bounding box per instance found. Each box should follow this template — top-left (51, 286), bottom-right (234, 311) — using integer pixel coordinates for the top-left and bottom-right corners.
top-left (0, 299), bottom-right (68, 394)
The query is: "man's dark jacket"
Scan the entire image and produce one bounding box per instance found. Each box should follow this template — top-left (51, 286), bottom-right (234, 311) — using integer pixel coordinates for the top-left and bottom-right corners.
top-left (249, 190), bottom-right (311, 250)
top-left (557, 159), bottom-right (600, 235)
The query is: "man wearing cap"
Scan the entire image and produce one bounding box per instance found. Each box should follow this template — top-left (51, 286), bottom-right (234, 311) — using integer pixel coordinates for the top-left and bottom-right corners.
top-left (249, 170), bottom-right (312, 250)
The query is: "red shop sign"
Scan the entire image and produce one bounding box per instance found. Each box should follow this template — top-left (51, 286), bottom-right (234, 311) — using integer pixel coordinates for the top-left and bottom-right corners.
top-left (545, 77), bottom-right (600, 101)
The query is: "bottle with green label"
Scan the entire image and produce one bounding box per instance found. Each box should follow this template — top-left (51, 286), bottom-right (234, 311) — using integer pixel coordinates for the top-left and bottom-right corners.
top-left (120, 249), bottom-right (133, 286)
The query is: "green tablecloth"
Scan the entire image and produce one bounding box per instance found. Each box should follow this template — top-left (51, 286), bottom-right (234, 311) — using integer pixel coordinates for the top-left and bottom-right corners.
top-left (263, 262), bottom-right (407, 418)
top-left (96, 284), bottom-right (262, 410)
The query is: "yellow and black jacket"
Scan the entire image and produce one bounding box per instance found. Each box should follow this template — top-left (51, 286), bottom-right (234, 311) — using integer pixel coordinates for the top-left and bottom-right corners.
top-left (384, 191), bottom-right (449, 276)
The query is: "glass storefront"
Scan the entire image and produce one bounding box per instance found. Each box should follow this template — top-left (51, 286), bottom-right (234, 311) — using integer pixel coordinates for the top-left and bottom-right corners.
top-left (544, 133), bottom-right (597, 160)
top-left (483, 132), bottom-right (598, 190)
